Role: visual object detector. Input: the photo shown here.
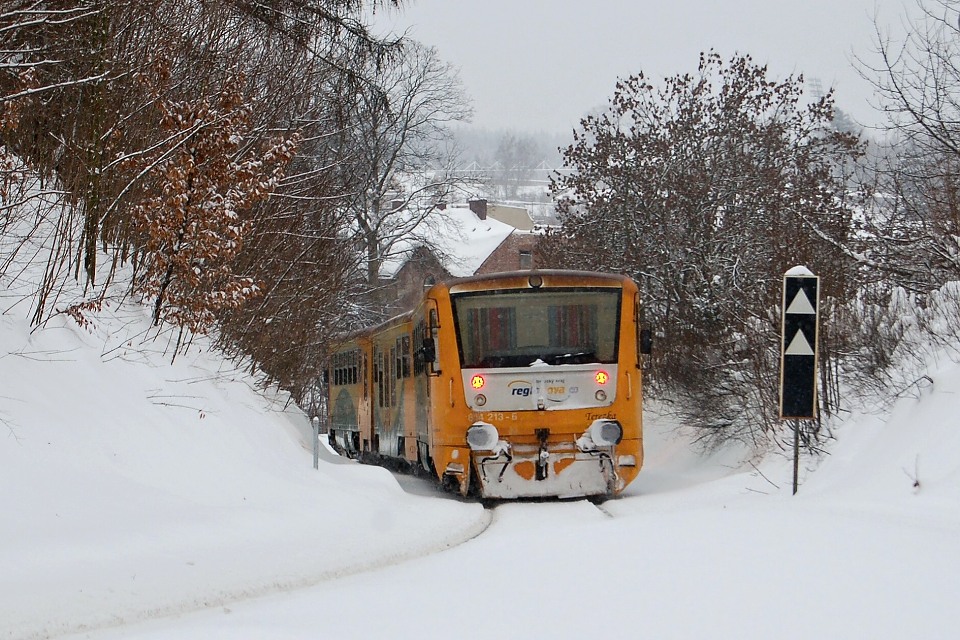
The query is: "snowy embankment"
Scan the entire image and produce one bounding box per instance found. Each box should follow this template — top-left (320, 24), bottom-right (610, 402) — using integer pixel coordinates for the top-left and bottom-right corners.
top-left (0, 301), bottom-right (488, 640)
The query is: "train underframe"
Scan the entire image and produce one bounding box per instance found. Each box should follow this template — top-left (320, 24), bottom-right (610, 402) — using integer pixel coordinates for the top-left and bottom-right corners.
top-left (328, 422), bottom-right (638, 500)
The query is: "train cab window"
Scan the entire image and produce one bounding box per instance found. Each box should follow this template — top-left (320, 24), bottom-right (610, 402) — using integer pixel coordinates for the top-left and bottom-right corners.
top-left (548, 304), bottom-right (598, 348)
top-left (452, 288), bottom-right (621, 368)
top-left (463, 307), bottom-right (517, 356)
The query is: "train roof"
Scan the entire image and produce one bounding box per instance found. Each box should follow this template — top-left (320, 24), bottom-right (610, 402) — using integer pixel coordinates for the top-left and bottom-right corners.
top-left (441, 269), bottom-right (635, 290)
top-left (329, 270), bottom-right (637, 352)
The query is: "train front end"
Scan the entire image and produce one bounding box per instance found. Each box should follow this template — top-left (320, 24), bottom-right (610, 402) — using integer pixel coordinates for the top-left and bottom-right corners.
top-left (430, 271), bottom-right (645, 500)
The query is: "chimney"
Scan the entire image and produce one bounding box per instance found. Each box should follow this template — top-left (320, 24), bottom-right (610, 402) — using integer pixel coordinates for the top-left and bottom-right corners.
top-left (468, 198), bottom-right (488, 220)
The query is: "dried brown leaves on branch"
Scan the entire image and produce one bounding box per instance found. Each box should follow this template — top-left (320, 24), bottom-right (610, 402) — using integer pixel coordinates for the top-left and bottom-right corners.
top-left (129, 71), bottom-right (300, 334)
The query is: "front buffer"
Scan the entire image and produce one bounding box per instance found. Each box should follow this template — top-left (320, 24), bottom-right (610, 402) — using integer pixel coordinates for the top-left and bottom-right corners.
top-left (463, 419), bottom-right (639, 500)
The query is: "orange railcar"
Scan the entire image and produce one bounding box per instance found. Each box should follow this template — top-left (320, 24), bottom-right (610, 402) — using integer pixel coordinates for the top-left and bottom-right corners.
top-left (327, 270), bottom-right (649, 499)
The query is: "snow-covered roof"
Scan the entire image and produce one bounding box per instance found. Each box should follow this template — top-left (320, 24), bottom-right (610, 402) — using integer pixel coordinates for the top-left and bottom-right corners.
top-left (379, 205), bottom-right (514, 279)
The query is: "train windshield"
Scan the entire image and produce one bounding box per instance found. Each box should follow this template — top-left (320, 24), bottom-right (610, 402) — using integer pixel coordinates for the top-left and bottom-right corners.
top-left (452, 288), bottom-right (622, 368)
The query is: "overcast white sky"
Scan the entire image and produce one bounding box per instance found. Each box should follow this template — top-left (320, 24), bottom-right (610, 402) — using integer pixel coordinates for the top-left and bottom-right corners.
top-left (373, 0), bottom-right (917, 133)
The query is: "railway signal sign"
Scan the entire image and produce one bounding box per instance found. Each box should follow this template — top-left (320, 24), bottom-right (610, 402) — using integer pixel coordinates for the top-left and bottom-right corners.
top-left (779, 268), bottom-right (819, 420)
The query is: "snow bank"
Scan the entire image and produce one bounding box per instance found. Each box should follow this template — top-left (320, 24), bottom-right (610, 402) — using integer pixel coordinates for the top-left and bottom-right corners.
top-left (0, 300), bottom-right (487, 640)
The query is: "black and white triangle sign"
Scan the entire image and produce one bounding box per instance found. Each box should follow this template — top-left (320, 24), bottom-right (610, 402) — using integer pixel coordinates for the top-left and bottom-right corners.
top-left (786, 289), bottom-right (816, 315)
top-left (780, 270), bottom-right (820, 419)
top-left (785, 329), bottom-right (815, 355)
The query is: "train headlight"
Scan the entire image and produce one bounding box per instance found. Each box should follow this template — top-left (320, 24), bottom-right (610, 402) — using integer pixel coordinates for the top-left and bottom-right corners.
top-left (466, 421), bottom-right (500, 450)
top-left (474, 394), bottom-right (487, 406)
top-left (470, 374), bottom-right (486, 390)
top-left (595, 370), bottom-right (610, 385)
top-left (588, 419), bottom-right (623, 447)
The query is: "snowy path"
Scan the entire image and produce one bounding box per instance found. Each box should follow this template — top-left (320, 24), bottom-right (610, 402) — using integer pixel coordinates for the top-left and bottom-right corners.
top-left (57, 479), bottom-right (960, 640)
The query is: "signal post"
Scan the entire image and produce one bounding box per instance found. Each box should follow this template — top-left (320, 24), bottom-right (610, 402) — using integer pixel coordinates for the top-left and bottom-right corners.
top-left (779, 267), bottom-right (820, 494)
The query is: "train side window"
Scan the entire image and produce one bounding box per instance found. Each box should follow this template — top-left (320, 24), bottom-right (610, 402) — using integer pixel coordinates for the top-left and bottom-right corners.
top-left (332, 350), bottom-right (362, 386)
top-left (640, 328), bottom-right (653, 355)
top-left (395, 340), bottom-right (402, 382)
top-left (390, 346), bottom-right (398, 406)
top-left (427, 307), bottom-right (441, 375)
top-left (362, 353), bottom-right (368, 399)
top-left (635, 293), bottom-right (652, 365)
top-left (375, 349), bottom-right (384, 407)
top-left (413, 321), bottom-right (426, 376)
top-left (401, 335), bottom-right (411, 378)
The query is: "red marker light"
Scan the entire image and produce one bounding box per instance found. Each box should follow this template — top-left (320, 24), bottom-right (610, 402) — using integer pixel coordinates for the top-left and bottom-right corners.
top-left (471, 374), bottom-right (486, 390)
top-left (595, 370), bottom-right (609, 385)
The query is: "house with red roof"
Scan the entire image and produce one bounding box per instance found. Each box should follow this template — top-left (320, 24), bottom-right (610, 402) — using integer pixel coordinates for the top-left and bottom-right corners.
top-left (378, 199), bottom-right (539, 313)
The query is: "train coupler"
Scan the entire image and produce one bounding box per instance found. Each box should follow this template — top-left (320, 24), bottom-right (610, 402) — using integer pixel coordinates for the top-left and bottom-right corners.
top-left (535, 428), bottom-right (550, 481)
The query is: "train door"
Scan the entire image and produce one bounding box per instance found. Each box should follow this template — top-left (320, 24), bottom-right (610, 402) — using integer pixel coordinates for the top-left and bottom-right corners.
top-left (370, 342), bottom-right (384, 455)
top-left (399, 330), bottom-right (417, 461)
top-left (357, 340), bottom-right (373, 456)
top-left (412, 302), bottom-right (438, 473)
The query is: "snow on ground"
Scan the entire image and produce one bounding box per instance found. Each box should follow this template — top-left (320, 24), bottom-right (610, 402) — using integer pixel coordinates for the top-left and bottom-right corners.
top-left (3, 274), bottom-right (959, 638)
top-left (0, 302), bottom-right (487, 640)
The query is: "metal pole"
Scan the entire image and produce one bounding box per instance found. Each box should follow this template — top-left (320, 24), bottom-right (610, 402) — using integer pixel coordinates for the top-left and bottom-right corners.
top-left (312, 416), bottom-right (320, 470)
top-left (792, 419), bottom-right (800, 495)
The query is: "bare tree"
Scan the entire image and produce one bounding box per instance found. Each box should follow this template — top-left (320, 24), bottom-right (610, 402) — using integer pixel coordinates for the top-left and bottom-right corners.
top-left (857, 0), bottom-right (960, 290)
top-left (339, 40), bottom-right (472, 319)
top-left (542, 51), bottom-right (863, 448)
top-left (493, 132), bottom-right (540, 199)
